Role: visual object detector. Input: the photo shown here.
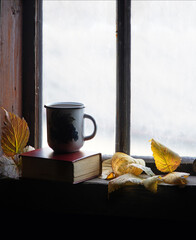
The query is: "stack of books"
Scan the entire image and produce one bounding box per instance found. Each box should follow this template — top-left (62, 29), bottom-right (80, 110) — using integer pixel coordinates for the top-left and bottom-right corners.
top-left (21, 148), bottom-right (101, 184)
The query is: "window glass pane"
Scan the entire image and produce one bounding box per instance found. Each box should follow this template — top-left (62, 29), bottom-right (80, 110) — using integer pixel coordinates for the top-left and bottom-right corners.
top-left (131, 1), bottom-right (196, 156)
top-left (43, 1), bottom-right (116, 154)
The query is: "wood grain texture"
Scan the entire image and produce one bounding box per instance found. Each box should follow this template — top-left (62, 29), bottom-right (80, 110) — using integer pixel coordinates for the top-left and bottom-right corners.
top-left (0, 0), bottom-right (23, 154)
top-left (22, 0), bottom-right (42, 148)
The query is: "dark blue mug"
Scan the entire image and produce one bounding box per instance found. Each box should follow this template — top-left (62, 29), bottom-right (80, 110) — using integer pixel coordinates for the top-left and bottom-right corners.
top-left (44, 102), bottom-right (97, 153)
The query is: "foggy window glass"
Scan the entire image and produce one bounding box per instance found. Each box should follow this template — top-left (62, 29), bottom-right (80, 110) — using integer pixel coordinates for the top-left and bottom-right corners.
top-left (131, 1), bottom-right (196, 156)
top-left (43, 1), bottom-right (116, 154)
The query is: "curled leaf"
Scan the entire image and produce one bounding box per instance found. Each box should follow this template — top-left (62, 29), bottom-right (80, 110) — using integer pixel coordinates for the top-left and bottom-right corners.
top-left (100, 158), bottom-right (115, 179)
top-left (142, 176), bottom-right (162, 193)
top-left (1, 108), bottom-right (30, 158)
top-left (0, 155), bottom-right (20, 179)
top-left (112, 152), bottom-right (145, 176)
top-left (161, 172), bottom-right (190, 185)
top-left (108, 173), bottom-right (142, 194)
top-left (150, 139), bottom-right (181, 173)
top-left (129, 163), bottom-right (155, 176)
top-left (100, 153), bottom-right (154, 179)
top-left (106, 172), bottom-right (115, 180)
top-left (108, 174), bottom-right (161, 195)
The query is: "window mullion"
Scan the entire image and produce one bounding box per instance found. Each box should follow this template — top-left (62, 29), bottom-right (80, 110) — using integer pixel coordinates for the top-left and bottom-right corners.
top-left (116, 0), bottom-right (131, 154)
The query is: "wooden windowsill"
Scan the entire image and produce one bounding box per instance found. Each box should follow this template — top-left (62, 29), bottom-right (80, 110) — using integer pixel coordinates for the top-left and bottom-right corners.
top-left (0, 157), bottom-right (196, 222)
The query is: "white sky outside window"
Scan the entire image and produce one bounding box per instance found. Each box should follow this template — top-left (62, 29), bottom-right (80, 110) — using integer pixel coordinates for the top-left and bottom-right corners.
top-left (131, 1), bottom-right (196, 157)
top-left (43, 1), bottom-right (116, 154)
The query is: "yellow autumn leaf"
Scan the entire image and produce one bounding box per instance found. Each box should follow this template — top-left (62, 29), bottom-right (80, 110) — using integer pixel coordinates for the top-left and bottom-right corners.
top-left (150, 139), bottom-right (181, 173)
top-left (161, 172), bottom-right (190, 185)
top-left (142, 176), bottom-right (162, 193)
top-left (129, 163), bottom-right (155, 176)
top-left (100, 155), bottom-right (154, 179)
top-left (1, 108), bottom-right (30, 159)
top-left (108, 173), bottom-right (161, 195)
top-left (108, 173), bottom-right (143, 194)
top-left (112, 152), bottom-right (145, 176)
top-left (100, 158), bottom-right (115, 179)
top-left (106, 172), bottom-right (115, 180)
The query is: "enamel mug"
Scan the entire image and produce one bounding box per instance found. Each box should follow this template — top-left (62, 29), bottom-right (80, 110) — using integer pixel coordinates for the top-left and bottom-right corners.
top-left (44, 102), bottom-right (97, 153)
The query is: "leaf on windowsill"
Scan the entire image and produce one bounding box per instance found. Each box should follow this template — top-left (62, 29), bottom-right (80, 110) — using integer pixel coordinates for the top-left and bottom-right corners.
top-left (111, 152), bottom-right (146, 176)
top-left (100, 153), bottom-right (155, 180)
top-left (142, 175), bottom-right (162, 193)
top-left (108, 173), bottom-right (143, 194)
top-left (150, 138), bottom-right (181, 173)
top-left (108, 173), bottom-right (162, 195)
top-left (100, 158), bottom-right (115, 179)
top-left (128, 163), bottom-right (155, 177)
top-left (160, 172), bottom-right (190, 185)
top-left (100, 148), bottom-right (190, 197)
top-left (106, 172), bottom-right (115, 180)
top-left (107, 171), bottom-right (190, 196)
top-left (0, 155), bottom-right (20, 179)
top-left (0, 108), bottom-right (33, 179)
top-left (1, 108), bottom-right (30, 160)
top-left (0, 145), bottom-right (35, 179)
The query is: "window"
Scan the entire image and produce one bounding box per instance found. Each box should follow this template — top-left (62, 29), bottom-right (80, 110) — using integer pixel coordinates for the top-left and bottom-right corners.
top-left (43, 0), bottom-right (196, 157)
top-left (43, 0), bottom-right (116, 154)
top-left (131, 1), bottom-right (196, 157)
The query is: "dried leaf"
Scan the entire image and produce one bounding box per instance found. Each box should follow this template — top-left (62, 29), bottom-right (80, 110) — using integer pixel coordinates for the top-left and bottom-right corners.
top-left (1, 108), bottom-right (30, 158)
top-left (161, 172), bottom-right (190, 185)
top-left (99, 158), bottom-right (115, 179)
top-left (108, 173), bottom-right (142, 194)
top-left (150, 139), bottom-right (181, 173)
top-left (106, 172), bottom-right (115, 180)
top-left (108, 173), bottom-right (161, 195)
top-left (0, 155), bottom-right (20, 179)
top-left (112, 152), bottom-right (145, 176)
top-left (142, 176), bottom-right (162, 193)
top-left (22, 145), bottom-right (35, 153)
top-left (100, 153), bottom-right (154, 179)
top-left (128, 163), bottom-right (155, 176)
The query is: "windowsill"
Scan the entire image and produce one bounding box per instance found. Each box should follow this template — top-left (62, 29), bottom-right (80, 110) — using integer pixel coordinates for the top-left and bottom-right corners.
top-left (0, 157), bottom-right (196, 222)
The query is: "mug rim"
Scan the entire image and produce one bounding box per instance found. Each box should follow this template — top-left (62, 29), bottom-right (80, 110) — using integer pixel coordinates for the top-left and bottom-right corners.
top-left (44, 102), bottom-right (85, 109)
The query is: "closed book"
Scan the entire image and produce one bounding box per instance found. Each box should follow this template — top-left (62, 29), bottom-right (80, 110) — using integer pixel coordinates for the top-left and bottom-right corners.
top-left (21, 148), bottom-right (101, 184)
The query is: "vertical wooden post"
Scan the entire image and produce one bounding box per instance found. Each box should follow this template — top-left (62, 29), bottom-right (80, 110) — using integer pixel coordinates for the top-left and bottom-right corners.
top-left (0, 0), bottom-right (23, 115)
top-left (0, 0), bottom-right (23, 154)
top-left (22, 0), bottom-right (42, 148)
top-left (116, 0), bottom-right (131, 154)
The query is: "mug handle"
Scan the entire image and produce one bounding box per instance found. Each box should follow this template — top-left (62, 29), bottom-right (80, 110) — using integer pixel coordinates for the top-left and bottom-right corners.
top-left (83, 114), bottom-right (97, 141)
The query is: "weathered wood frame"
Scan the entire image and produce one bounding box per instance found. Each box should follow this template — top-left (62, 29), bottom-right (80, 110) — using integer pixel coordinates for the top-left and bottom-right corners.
top-left (1, 0), bottom-right (196, 222)
top-left (0, 0), bottom-right (130, 153)
top-left (22, 0), bottom-right (42, 148)
top-left (116, 0), bottom-right (131, 154)
top-left (0, 0), bottom-right (23, 155)
top-left (0, 0), bottom-right (42, 150)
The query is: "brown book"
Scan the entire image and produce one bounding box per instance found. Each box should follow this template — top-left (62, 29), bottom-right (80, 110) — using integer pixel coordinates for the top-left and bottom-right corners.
top-left (21, 148), bottom-right (101, 184)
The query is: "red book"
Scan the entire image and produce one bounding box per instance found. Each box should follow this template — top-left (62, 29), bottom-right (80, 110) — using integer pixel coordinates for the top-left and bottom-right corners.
top-left (21, 148), bottom-right (101, 184)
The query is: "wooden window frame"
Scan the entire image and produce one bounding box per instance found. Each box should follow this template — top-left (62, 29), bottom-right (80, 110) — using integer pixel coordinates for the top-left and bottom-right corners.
top-left (24, 0), bottom-right (131, 154)
top-left (22, 0), bottom-right (42, 149)
top-left (116, 0), bottom-right (131, 154)
top-left (1, 0), bottom-right (196, 223)
top-left (0, 0), bottom-right (23, 128)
